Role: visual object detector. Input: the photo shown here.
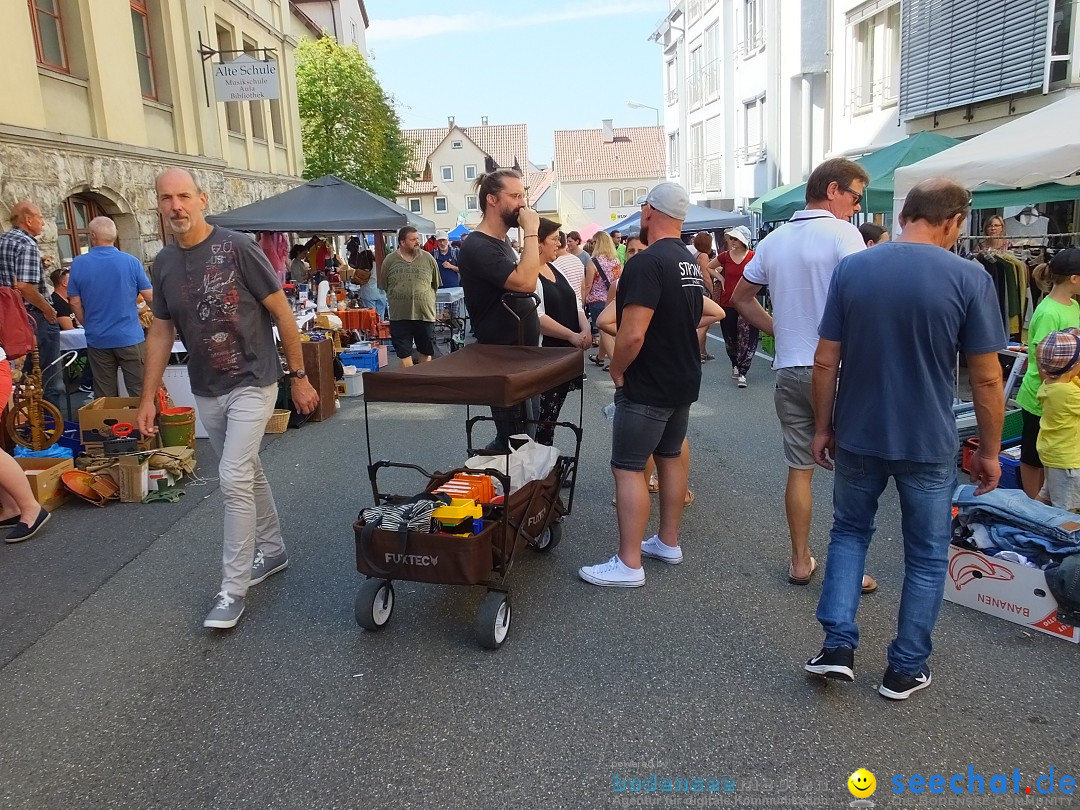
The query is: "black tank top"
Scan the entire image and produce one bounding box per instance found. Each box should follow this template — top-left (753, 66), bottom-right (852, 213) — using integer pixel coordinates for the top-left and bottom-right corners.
top-left (539, 265), bottom-right (580, 348)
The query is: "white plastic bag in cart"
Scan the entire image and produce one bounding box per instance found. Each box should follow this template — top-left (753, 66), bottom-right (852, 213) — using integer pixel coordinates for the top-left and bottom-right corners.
top-left (465, 434), bottom-right (560, 494)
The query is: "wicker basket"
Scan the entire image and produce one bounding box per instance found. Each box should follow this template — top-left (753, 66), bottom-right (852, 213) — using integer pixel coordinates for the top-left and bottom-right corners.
top-left (265, 409), bottom-right (290, 434)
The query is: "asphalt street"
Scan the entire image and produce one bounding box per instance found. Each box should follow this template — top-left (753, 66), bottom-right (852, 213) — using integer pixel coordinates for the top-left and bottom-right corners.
top-left (0, 330), bottom-right (1076, 810)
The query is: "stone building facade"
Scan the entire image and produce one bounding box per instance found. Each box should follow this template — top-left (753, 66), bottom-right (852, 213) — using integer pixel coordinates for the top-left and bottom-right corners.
top-left (0, 0), bottom-right (330, 266)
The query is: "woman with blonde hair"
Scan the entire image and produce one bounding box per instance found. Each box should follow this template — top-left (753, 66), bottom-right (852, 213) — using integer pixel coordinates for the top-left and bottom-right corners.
top-left (976, 215), bottom-right (1012, 252)
top-left (582, 230), bottom-right (622, 367)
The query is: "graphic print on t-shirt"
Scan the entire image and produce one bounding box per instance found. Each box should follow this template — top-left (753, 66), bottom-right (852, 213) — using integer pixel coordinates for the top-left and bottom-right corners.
top-left (189, 239), bottom-right (246, 378)
top-left (679, 260), bottom-right (704, 290)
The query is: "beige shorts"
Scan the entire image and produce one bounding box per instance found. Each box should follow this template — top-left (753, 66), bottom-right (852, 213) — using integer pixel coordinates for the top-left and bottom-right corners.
top-left (774, 366), bottom-right (816, 470)
top-left (1038, 467), bottom-right (1080, 512)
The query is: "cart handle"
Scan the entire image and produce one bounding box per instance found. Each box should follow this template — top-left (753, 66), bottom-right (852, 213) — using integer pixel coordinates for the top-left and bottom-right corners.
top-left (500, 292), bottom-right (540, 347)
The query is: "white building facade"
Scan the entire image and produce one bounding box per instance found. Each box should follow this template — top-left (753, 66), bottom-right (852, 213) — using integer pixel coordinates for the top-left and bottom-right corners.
top-left (292, 0), bottom-right (369, 54)
top-left (553, 126), bottom-right (664, 230)
top-left (657, 0), bottom-right (828, 212)
top-left (659, 0), bottom-right (1080, 220)
top-left (397, 120), bottom-right (528, 233)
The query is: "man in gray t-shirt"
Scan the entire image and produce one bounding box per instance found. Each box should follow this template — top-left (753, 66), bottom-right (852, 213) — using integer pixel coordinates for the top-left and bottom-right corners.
top-left (150, 227), bottom-right (281, 396)
top-left (137, 168), bottom-right (318, 631)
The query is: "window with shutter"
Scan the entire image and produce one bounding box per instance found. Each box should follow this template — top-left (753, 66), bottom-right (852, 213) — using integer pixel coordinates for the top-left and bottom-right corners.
top-left (899, 0), bottom-right (1052, 120)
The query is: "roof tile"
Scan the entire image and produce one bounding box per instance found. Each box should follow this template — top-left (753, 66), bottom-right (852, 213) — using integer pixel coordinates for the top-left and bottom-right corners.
top-left (554, 126), bottom-right (665, 182)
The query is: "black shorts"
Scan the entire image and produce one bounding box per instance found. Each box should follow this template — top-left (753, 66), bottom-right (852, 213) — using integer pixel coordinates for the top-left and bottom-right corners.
top-left (1020, 407), bottom-right (1043, 468)
top-left (389, 320), bottom-right (435, 359)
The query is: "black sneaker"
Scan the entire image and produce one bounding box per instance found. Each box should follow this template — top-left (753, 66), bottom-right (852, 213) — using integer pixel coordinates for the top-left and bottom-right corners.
top-left (804, 647), bottom-right (855, 681)
top-left (78, 385), bottom-right (93, 394)
top-left (878, 664), bottom-right (932, 700)
top-left (5, 508), bottom-right (51, 544)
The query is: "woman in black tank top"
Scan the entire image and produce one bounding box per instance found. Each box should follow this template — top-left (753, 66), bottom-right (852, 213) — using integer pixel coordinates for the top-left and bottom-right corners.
top-left (535, 219), bottom-right (591, 446)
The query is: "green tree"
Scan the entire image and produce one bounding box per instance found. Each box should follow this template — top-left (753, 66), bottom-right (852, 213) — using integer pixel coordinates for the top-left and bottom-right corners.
top-left (295, 37), bottom-right (414, 199)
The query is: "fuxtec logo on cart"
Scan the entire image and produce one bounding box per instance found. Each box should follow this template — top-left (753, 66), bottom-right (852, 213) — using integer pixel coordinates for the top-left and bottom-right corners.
top-left (384, 553), bottom-right (439, 566)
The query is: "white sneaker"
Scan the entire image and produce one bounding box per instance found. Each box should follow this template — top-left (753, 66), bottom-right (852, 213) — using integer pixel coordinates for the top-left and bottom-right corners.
top-left (731, 366), bottom-right (739, 379)
top-left (737, 374), bottom-right (747, 388)
top-left (579, 554), bottom-right (646, 587)
top-left (641, 534), bottom-right (683, 564)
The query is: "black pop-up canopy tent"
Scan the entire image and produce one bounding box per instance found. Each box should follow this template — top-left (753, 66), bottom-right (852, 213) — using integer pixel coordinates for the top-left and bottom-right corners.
top-left (207, 174), bottom-right (436, 234)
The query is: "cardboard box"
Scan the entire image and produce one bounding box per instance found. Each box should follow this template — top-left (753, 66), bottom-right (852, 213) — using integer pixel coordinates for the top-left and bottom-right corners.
top-left (16, 457), bottom-right (74, 511)
top-left (943, 545), bottom-right (1078, 643)
top-left (78, 397), bottom-right (142, 442)
top-left (115, 454), bottom-right (150, 503)
top-left (301, 339), bottom-right (336, 422)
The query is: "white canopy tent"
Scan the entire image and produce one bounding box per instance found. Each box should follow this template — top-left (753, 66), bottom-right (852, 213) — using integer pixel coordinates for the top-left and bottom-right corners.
top-left (892, 92), bottom-right (1080, 217)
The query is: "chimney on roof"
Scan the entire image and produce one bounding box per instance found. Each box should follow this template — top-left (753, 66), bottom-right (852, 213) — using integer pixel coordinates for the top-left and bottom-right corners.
top-left (602, 119), bottom-right (614, 144)
top-left (481, 116), bottom-right (489, 125)
top-left (448, 115), bottom-right (455, 128)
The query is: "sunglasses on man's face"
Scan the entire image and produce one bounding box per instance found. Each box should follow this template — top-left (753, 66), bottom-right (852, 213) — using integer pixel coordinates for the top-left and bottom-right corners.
top-left (840, 186), bottom-right (863, 206)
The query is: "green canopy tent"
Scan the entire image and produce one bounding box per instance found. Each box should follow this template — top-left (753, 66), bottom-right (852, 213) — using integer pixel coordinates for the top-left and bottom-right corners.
top-left (751, 132), bottom-right (961, 222)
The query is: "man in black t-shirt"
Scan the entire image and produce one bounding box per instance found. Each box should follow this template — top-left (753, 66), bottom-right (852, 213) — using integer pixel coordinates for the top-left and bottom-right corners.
top-left (458, 168), bottom-right (543, 449)
top-left (580, 183), bottom-right (720, 588)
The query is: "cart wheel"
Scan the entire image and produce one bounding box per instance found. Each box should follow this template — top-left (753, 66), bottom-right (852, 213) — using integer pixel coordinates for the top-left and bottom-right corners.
top-left (474, 591), bottom-right (511, 649)
top-left (532, 521), bottom-right (562, 553)
top-left (355, 578), bottom-right (395, 631)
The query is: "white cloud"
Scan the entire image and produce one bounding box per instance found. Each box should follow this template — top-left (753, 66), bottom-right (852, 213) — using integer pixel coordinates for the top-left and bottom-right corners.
top-left (368, 0), bottom-right (661, 44)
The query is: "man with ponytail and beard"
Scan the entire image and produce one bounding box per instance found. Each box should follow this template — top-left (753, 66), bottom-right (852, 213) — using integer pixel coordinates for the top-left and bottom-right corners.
top-left (458, 169), bottom-right (544, 451)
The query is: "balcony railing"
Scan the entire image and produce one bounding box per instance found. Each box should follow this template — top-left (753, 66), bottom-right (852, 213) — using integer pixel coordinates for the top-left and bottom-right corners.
top-left (688, 154), bottom-right (723, 194)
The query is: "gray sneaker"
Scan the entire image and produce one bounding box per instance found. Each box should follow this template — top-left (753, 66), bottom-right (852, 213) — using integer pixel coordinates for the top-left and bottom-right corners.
top-left (203, 591), bottom-right (244, 629)
top-left (250, 549), bottom-right (289, 586)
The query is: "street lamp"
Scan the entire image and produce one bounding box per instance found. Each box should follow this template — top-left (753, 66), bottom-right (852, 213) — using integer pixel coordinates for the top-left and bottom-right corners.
top-left (627, 101), bottom-right (665, 183)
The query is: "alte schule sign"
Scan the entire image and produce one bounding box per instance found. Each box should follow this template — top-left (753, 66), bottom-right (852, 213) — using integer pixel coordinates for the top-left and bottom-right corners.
top-left (212, 54), bottom-right (280, 102)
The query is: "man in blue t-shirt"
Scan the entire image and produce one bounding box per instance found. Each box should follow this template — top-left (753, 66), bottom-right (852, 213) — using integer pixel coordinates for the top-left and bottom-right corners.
top-left (804, 178), bottom-right (1006, 701)
top-left (68, 217), bottom-right (153, 397)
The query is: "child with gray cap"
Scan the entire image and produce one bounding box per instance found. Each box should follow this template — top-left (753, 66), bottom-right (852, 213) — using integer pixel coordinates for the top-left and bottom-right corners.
top-left (1035, 328), bottom-right (1080, 511)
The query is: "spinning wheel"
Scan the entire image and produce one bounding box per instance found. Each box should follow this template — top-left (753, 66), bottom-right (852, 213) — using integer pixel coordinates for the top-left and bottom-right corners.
top-left (4, 348), bottom-right (63, 450)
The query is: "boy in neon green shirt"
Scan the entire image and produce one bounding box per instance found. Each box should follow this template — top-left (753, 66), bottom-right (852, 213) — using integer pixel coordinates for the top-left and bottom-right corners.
top-left (1035, 329), bottom-right (1080, 511)
top-left (1015, 249), bottom-right (1080, 497)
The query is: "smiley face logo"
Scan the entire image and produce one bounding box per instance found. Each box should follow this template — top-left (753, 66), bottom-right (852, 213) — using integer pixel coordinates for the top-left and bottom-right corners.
top-left (848, 769), bottom-right (876, 798)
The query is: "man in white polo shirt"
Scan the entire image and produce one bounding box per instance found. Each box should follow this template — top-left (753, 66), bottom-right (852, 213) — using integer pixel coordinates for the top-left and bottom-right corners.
top-left (730, 158), bottom-right (877, 593)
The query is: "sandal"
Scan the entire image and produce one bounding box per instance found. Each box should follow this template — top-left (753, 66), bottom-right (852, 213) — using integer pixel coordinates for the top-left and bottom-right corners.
top-left (589, 354), bottom-right (604, 367)
top-left (683, 489), bottom-right (695, 508)
top-left (861, 574), bottom-right (879, 595)
top-left (788, 556), bottom-right (817, 585)
top-left (647, 475), bottom-right (659, 493)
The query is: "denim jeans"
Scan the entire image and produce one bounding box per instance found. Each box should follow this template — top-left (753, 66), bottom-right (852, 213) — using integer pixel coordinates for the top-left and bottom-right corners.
top-left (194, 384), bottom-right (284, 598)
top-left (31, 309), bottom-right (64, 411)
top-left (954, 483), bottom-right (1080, 547)
top-left (817, 447), bottom-right (956, 675)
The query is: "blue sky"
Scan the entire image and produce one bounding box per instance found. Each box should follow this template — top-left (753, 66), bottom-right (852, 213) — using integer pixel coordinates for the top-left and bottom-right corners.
top-left (364, 0), bottom-right (665, 166)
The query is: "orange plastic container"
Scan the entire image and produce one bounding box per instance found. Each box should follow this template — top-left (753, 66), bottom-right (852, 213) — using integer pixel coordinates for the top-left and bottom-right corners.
top-left (434, 473), bottom-right (496, 503)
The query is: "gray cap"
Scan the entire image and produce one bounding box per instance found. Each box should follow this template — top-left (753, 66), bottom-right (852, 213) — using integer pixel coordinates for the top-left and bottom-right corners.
top-left (645, 182), bottom-right (689, 221)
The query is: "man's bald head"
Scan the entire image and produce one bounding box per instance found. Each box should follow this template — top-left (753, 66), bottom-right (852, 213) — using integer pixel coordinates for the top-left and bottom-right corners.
top-left (899, 178), bottom-right (971, 227)
top-left (88, 216), bottom-right (117, 246)
top-left (10, 200), bottom-right (45, 237)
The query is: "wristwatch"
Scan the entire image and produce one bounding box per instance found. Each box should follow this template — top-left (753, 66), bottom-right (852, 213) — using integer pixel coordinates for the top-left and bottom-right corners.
top-left (287, 369), bottom-right (307, 380)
